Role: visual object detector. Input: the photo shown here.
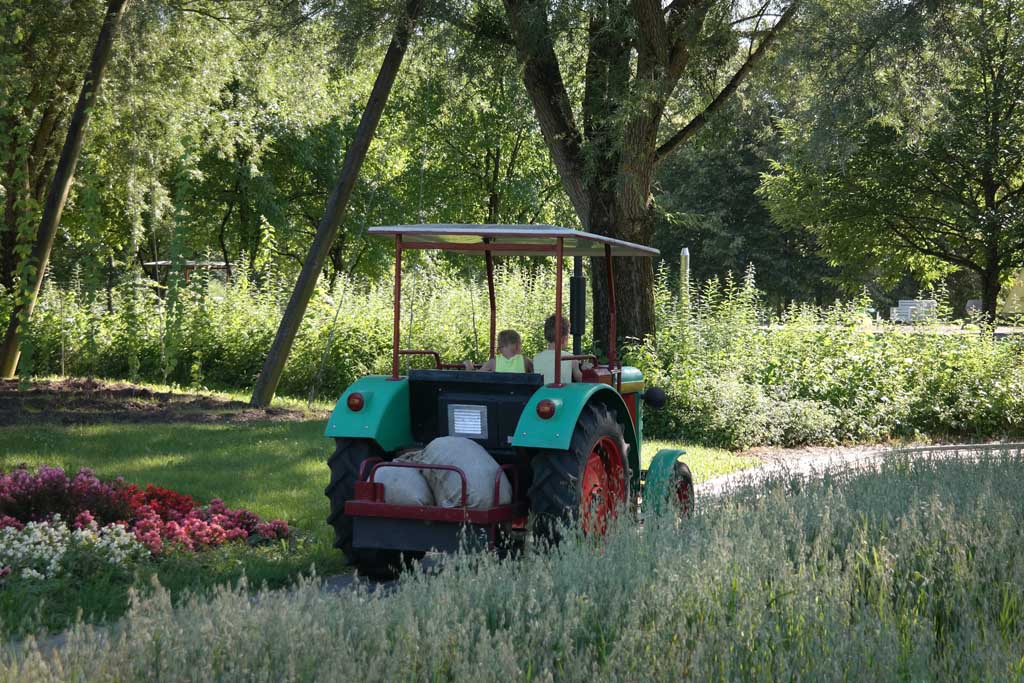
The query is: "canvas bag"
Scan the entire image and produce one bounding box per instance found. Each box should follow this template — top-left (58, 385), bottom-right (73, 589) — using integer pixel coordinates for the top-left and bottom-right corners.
top-left (376, 452), bottom-right (435, 506)
top-left (416, 436), bottom-right (512, 508)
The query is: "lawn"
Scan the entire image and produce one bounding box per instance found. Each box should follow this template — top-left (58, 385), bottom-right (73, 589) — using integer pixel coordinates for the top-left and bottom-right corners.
top-left (0, 413), bottom-right (757, 639)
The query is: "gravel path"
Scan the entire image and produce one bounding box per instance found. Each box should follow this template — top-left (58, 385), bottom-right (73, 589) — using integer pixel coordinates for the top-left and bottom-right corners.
top-left (697, 441), bottom-right (1024, 497)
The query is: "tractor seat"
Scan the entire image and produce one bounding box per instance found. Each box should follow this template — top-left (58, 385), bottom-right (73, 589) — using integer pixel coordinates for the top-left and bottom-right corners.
top-left (407, 369), bottom-right (543, 461)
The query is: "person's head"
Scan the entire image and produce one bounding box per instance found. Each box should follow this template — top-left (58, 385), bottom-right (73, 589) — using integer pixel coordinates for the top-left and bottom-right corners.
top-left (543, 313), bottom-right (568, 347)
top-left (497, 329), bottom-right (522, 357)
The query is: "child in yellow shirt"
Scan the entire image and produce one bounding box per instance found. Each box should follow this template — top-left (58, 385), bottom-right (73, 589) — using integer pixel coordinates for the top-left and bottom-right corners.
top-left (464, 329), bottom-right (534, 373)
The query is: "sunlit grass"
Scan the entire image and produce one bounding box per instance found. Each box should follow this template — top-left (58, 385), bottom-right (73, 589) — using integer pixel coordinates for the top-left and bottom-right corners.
top-left (641, 439), bottom-right (760, 481)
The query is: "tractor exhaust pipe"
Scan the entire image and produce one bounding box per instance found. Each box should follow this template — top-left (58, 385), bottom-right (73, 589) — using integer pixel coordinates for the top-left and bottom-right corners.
top-left (570, 256), bottom-right (585, 355)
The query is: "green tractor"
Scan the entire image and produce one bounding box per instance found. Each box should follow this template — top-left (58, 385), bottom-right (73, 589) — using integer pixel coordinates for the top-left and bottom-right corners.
top-left (325, 224), bottom-right (693, 575)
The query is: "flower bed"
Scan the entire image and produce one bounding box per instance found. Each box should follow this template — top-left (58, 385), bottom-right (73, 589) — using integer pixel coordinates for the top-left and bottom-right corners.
top-left (0, 465), bottom-right (290, 581)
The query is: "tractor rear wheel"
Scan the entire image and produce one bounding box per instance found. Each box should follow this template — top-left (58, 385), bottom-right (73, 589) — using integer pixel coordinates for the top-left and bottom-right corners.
top-left (325, 438), bottom-right (425, 578)
top-left (325, 437), bottom-right (381, 556)
top-left (528, 403), bottom-right (630, 545)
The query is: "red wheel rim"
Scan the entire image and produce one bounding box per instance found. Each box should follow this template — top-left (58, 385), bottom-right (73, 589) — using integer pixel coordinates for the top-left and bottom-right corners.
top-left (675, 479), bottom-right (693, 516)
top-left (581, 436), bottom-right (627, 535)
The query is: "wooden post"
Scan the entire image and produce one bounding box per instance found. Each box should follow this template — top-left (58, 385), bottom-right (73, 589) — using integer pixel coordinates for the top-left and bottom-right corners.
top-left (250, 0), bottom-right (423, 406)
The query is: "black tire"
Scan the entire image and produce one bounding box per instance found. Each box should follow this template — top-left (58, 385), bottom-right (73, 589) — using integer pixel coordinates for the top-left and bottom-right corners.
top-left (325, 437), bottom-right (382, 555)
top-left (325, 438), bottom-right (425, 577)
top-left (528, 403), bottom-right (630, 545)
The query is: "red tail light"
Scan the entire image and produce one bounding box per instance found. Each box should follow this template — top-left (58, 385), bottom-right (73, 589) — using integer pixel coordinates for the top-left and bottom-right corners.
top-left (347, 392), bottom-right (365, 411)
top-left (536, 399), bottom-right (556, 419)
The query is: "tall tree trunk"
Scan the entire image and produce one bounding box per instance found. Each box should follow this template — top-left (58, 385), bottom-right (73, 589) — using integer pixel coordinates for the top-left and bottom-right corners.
top-left (0, 0), bottom-right (130, 378)
top-left (980, 269), bottom-right (1001, 321)
top-left (250, 0), bottom-right (424, 407)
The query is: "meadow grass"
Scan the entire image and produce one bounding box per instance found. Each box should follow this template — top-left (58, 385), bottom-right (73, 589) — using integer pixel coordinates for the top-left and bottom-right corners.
top-left (3, 446), bottom-right (1021, 681)
top-left (0, 413), bottom-right (749, 639)
top-left (641, 439), bottom-right (758, 479)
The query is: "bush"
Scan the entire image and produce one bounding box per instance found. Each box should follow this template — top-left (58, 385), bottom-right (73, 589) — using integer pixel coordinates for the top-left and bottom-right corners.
top-left (633, 266), bottom-right (1024, 448)
top-left (11, 261), bottom-right (1024, 448)
top-left (17, 260), bottom-right (562, 402)
top-left (5, 447), bottom-right (1024, 680)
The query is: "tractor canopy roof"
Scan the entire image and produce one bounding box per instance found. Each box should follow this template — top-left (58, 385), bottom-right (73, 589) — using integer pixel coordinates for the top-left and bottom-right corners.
top-left (368, 224), bottom-right (659, 258)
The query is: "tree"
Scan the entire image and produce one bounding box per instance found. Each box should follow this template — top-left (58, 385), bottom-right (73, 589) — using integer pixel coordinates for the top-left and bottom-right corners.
top-left (471, 0), bottom-right (801, 350)
top-left (761, 0), bottom-right (1024, 319)
top-left (0, 0), bottom-right (107, 289)
top-left (0, 0), bottom-right (130, 377)
top-left (250, 0), bottom-right (424, 406)
top-left (653, 95), bottom-right (840, 309)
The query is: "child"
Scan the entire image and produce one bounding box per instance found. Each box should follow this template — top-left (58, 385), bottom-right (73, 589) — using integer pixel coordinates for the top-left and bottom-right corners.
top-left (532, 313), bottom-right (583, 385)
top-left (464, 329), bottom-right (534, 373)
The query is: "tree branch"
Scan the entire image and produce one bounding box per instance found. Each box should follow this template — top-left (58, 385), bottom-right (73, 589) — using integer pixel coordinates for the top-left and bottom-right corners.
top-left (655, 0), bottom-right (800, 163)
top-left (503, 0), bottom-right (590, 220)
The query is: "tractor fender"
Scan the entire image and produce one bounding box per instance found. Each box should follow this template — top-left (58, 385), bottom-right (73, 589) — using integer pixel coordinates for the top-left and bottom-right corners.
top-left (642, 449), bottom-right (687, 516)
top-left (324, 376), bottom-right (415, 452)
top-left (512, 383), bottom-right (640, 490)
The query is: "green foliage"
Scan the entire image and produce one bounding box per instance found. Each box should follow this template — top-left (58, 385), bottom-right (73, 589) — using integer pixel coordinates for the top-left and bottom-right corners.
top-left (633, 266), bottom-right (1024, 449)
top-left (760, 0), bottom-right (1024, 315)
top-left (13, 260), bottom-right (1024, 450)
top-left (18, 259), bottom-right (564, 400)
top-left (653, 97), bottom-right (841, 310)
top-left (5, 448), bottom-right (1024, 679)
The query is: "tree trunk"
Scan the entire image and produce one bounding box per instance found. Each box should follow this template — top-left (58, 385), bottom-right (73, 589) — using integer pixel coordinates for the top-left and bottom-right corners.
top-left (590, 207), bottom-right (657, 356)
top-left (0, 0), bottom-right (130, 378)
top-left (980, 269), bottom-right (1002, 321)
top-left (250, 0), bottom-right (424, 407)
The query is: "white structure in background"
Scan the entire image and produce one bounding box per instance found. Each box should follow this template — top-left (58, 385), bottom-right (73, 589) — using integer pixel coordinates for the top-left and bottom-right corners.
top-left (1001, 269), bottom-right (1024, 316)
top-left (890, 299), bottom-right (938, 323)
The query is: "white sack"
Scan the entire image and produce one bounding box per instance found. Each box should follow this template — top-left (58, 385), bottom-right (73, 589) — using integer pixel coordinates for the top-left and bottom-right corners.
top-left (376, 453), bottom-right (434, 506)
top-left (416, 436), bottom-right (512, 508)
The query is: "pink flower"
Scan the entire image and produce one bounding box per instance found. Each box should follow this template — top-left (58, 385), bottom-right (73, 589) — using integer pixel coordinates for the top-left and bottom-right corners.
top-left (0, 515), bottom-right (23, 531)
top-left (74, 510), bottom-right (95, 529)
top-left (254, 519), bottom-right (290, 540)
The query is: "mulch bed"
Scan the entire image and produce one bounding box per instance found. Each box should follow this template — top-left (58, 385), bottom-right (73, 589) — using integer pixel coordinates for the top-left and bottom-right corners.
top-left (0, 378), bottom-right (320, 426)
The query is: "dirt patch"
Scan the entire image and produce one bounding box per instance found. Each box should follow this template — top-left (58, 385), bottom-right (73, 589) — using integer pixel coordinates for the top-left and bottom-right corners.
top-left (0, 378), bottom-right (325, 426)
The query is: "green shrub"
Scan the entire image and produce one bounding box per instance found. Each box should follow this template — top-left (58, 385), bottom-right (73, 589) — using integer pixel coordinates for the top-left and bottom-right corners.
top-left (5, 448), bottom-right (1024, 680)
top-left (18, 260), bottom-right (562, 401)
top-left (11, 262), bottom-right (1024, 448)
top-left (633, 266), bottom-right (1024, 448)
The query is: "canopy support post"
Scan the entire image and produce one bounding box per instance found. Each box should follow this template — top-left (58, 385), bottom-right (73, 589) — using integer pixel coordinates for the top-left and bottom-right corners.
top-left (391, 235), bottom-right (403, 379)
top-left (486, 249), bottom-right (496, 359)
top-left (554, 237), bottom-right (564, 386)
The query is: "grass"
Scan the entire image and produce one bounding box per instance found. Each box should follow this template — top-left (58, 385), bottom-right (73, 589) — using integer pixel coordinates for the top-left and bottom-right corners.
top-left (0, 410), bottom-right (757, 639)
top-left (641, 439), bottom-right (758, 480)
top-left (4, 446), bottom-right (1022, 680)
top-left (0, 420), bottom-right (346, 639)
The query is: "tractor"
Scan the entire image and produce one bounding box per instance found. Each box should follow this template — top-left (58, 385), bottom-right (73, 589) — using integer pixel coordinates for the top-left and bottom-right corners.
top-left (324, 224), bottom-right (694, 575)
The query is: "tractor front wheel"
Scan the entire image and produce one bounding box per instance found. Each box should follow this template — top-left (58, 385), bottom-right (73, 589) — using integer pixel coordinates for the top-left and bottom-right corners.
top-left (528, 404), bottom-right (630, 544)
